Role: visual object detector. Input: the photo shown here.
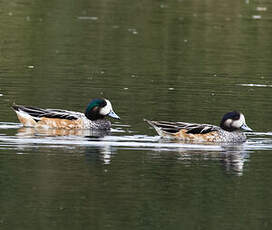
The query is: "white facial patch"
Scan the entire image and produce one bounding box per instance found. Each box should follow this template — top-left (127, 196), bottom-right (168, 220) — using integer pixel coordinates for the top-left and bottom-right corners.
top-left (232, 113), bottom-right (245, 128)
top-left (224, 118), bottom-right (232, 127)
top-left (99, 99), bottom-right (112, 115)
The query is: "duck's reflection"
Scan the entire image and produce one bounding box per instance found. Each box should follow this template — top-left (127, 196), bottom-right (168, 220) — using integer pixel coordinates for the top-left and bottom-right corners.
top-left (15, 127), bottom-right (115, 165)
top-left (16, 127), bottom-right (110, 138)
top-left (84, 145), bottom-right (115, 165)
top-left (176, 143), bottom-right (249, 175)
top-left (14, 128), bottom-right (250, 170)
top-left (220, 144), bottom-right (249, 175)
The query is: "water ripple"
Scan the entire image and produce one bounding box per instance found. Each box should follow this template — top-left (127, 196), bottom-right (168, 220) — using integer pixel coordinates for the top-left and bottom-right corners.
top-left (0, 130), bottom-right (271, 151)
top-left (0, 122), bottom-right (271, 175)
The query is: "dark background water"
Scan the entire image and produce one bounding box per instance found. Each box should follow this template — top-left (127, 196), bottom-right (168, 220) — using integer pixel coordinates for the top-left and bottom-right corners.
top-left (0, 0), bottom-right (272, 229)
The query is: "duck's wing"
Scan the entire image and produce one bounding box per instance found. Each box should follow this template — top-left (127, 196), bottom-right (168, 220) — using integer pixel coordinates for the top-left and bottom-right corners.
top-left (12, 104), bottom-right (82, 121)
top-left (145, 119), bottom-right (219, 134)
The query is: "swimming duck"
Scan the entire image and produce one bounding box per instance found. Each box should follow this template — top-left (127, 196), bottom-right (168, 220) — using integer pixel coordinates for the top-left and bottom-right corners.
top-left (12, 98), bottom-right (120, 130)
top-left (145, 111), bottom-right (252, 143)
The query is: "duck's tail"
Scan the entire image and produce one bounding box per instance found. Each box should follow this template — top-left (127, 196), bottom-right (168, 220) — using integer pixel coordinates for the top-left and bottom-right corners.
top-left (144, 119), bottom-right (168, 137)
top-left (11, 103), bottom-right (23, 112)
top-left (11, 104), bottom-right (38, 127)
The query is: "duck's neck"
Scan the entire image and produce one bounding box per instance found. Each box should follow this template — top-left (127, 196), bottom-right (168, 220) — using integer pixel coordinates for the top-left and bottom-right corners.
top-left (85, 111), bottom-right (105, 121)
top-left (220, 123), bottom-right (239, 132)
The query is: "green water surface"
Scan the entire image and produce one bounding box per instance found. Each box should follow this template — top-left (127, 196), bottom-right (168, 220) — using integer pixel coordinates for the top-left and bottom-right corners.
top-left (0, 0), bottom-right (272, 229)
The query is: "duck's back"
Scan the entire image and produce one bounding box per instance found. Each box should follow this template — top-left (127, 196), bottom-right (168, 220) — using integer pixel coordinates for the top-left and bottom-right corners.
top-left (12, 104), bottom-right (111, 130)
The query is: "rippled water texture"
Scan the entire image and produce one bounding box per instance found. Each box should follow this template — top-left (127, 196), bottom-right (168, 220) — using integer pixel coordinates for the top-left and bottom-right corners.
top-left (0, 0), bottom-right (272, 229)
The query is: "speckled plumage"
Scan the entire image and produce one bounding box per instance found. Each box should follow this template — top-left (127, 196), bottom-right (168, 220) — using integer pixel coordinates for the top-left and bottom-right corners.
top-left (12, 99), bottom-right (119, 130)
top-left (145, 111), bottom-right (251, 143)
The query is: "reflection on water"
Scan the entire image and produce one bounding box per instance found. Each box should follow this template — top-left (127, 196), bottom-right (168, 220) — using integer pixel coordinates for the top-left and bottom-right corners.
top-left (16, 127), bottom-right (111, 138)
top-left (84, 145), bottom-right (116, 165)
top-left (220, 145), bottom-right (249, 176)
top-left (176, 145), bottom-right (249, 176)
top-left (17, 127), bottom-right (118, 164)
top-left (0, 122), bottom-right (271, 175)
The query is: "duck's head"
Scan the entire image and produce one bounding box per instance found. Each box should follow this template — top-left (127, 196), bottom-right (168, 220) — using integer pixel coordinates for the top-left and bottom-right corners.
top-left (220, 111), bottom-right (252, 132)
top-left (85, 98), bottom-right (120, 121)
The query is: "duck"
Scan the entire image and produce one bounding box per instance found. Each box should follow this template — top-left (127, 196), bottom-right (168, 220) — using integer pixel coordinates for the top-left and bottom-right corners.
top-left (145, 111), bottom-right (252, 143)
top-left (12, 98), bottom-right (120, 130)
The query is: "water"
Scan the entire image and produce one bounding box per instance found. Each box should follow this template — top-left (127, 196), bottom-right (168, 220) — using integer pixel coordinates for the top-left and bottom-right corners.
top-left (0, 0), bottom-right (272, 229)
